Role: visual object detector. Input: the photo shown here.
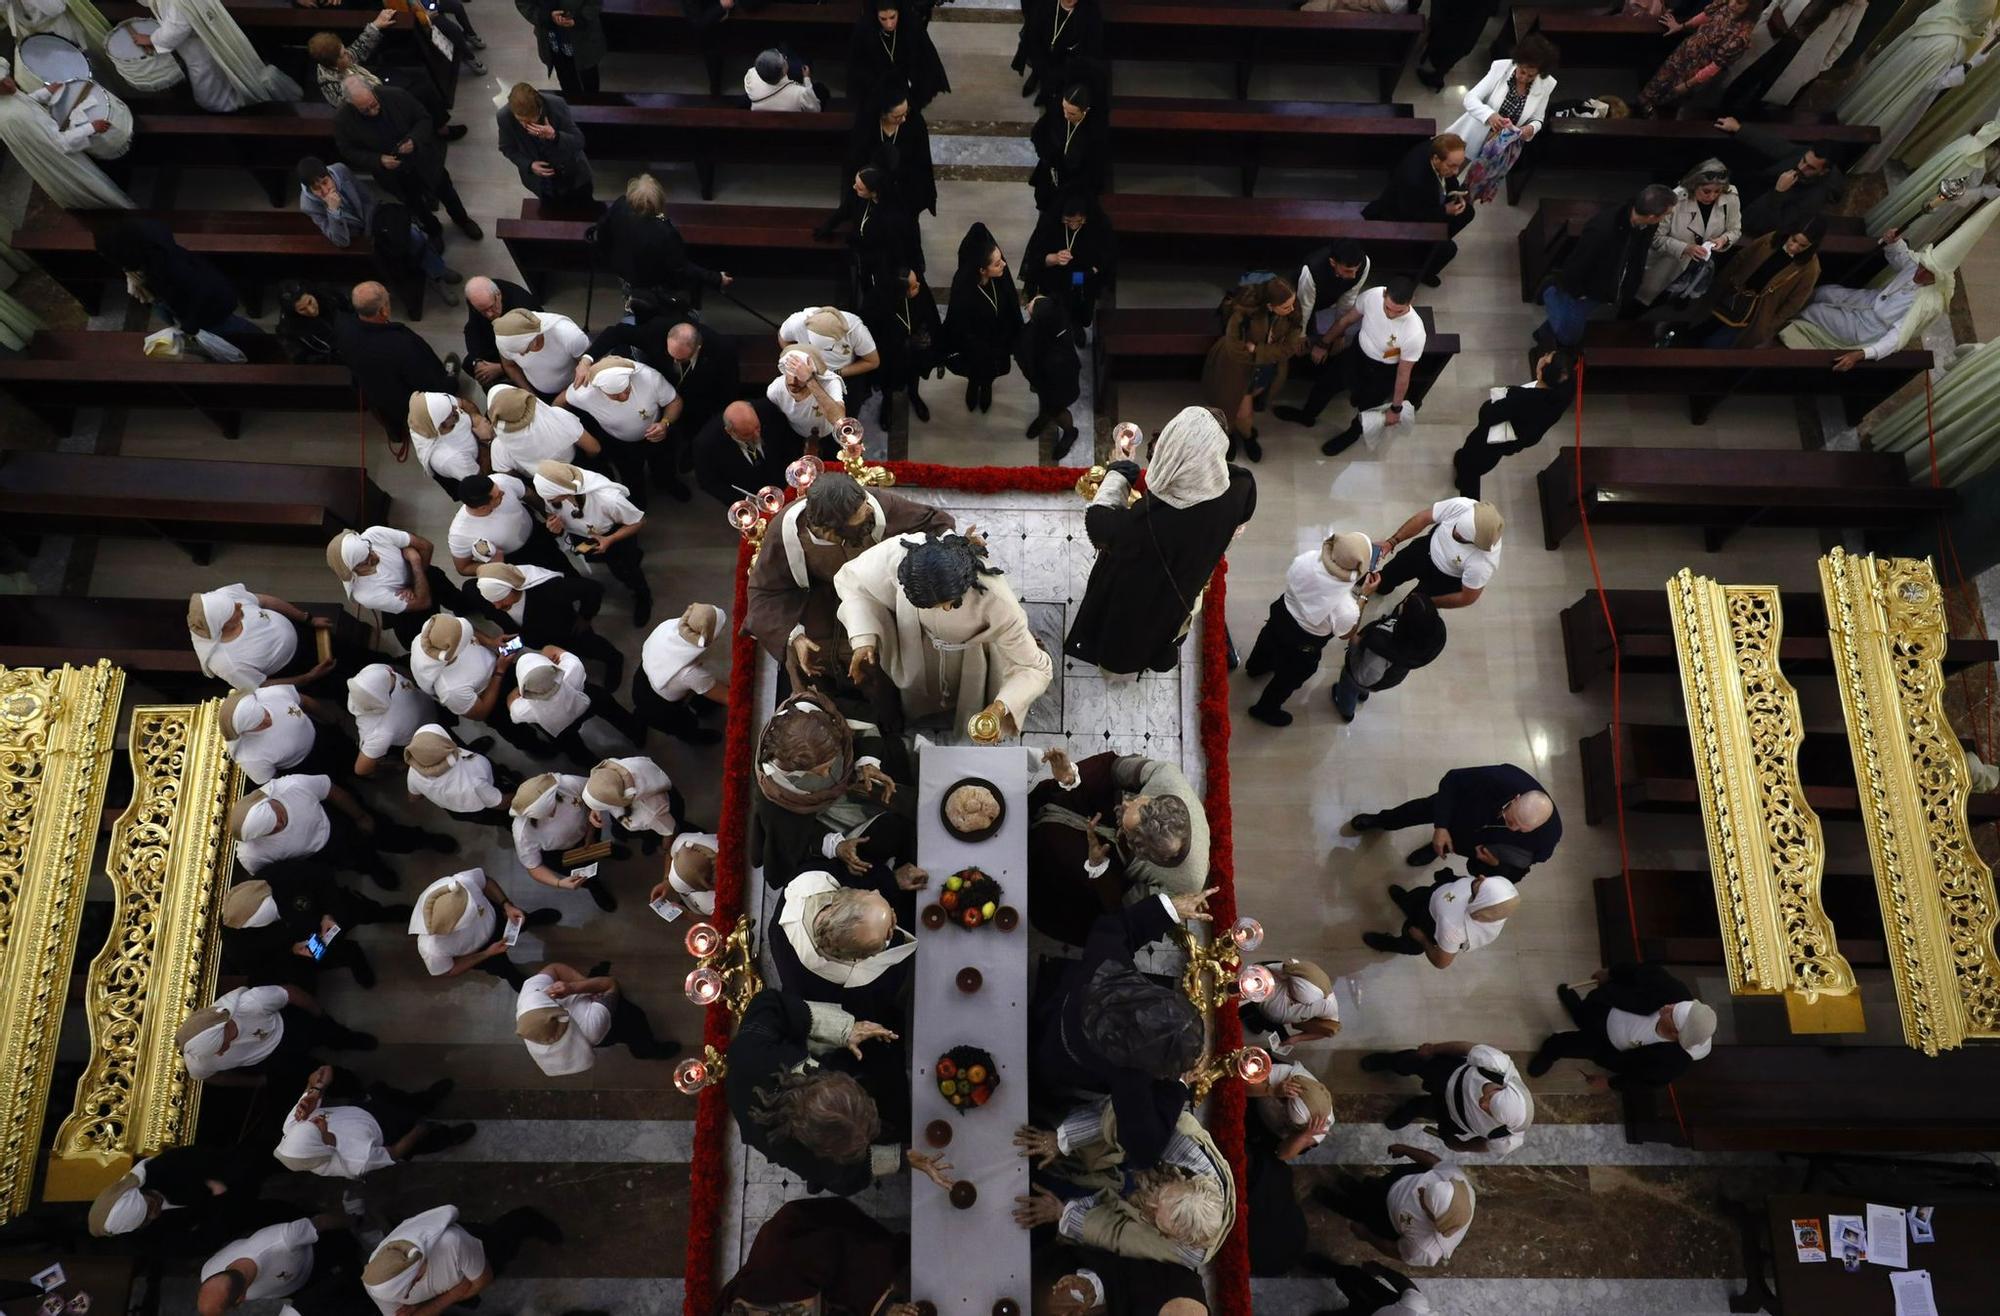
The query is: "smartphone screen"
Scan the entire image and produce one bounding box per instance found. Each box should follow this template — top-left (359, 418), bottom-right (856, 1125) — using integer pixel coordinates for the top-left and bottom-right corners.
top-left (504, 913), bottom-right (524, 947)
top-left (306, 934), bottom-right (327, 960)
top-left (498, 636), bottom-right (525, 658)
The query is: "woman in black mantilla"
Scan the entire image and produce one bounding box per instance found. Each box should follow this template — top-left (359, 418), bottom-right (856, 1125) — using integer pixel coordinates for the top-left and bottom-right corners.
top-left (847, 0), bottom-right (950, 113)
top-left (1065, 405), bottom-right (1258, 676)
top-left (1014, 0), bottom-right (1103, 106)
top-left (819, 164), bottom-right (924, 307)
top-left (1015, 294), bottom-right (1083, 459)
top-left (1022, 190), bottom-right (1116, 328)
top-left (846, 75), bottom-right (937, 218)
top-left (863, 262), bottom-right (945, 423)
top-left (943, 221), bottom-right (1022, 414)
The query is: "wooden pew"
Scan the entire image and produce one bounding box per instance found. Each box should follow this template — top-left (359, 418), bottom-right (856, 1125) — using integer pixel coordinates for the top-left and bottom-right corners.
top-left (1106, 97), bottom-right (1432, 195)
top-left (598, 0), bottom-right (856, 97)
top-left (1101, 194), bottom-right (1449, 276)
top-left (132, 103), bottom-right (337, 207)
top-left (1514, 198), bottom-right (1882, 303)
top-left (8, 209), bottom-right (377, 318)
top-left (0, 332), bottom-right (356, 441)
top-left (1100, 4), bottom-right (1424, 101)
top-left (1571, 321), bottom-right (1930, 424)
top-left (1504, 116), bottom-right (1878, 205)
top-left (1557, 589), bottom-right (1997, 693)
top-left (0, 597), bottom-right (364, 691)
top-left (1593, 872), bottom-right (1888, 979)
top-left (1577, 722), bottom-right (2000, 826)
top-left (1538, 444), bottom-right (1953, 552)
top-left (496, 199), bottom-right (846, 303)
top-left (1498, 7), bottom-right (1673, 75)
top-left (100, 2), bottom-right (455, 104)
top-left (0, 453), bottom-right (387, 564)
top-left (562, 92), bottom-right (854, 200)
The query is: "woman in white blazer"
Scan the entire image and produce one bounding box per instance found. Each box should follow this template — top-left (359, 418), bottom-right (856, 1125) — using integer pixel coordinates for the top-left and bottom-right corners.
top-left (1448, 34), bottom-right (1560, 202)
top-left (1637, 159), bottom-right (1743, 306)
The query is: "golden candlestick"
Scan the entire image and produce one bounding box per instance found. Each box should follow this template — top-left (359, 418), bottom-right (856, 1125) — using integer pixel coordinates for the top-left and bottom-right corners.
top-left (673, 1044), bottom-right (729, 1095)
top-left (1186, 1046), bottom-right (1273, 1102)
top-left (1176, 925), bottom-right (1244, 1013)
top-left (682, 914), bottom-right (764, 1020)
top-left (836, 418), bottom-right (896, 487)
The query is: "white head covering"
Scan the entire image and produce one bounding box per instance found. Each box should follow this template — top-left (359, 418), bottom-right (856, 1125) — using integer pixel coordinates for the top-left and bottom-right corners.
top-left (227, 690), bottom-right (268, 736)
top-left (801, 307), bottom-right (851, 356)
top-left (1267, 959), bottom-right (1341, 1024)
top-left (363, 1205), bottom-right (463, 1304)
top-left (347, 664), bottom-right (398, 717)
top-left (1145, 406), bottom-right (1233, 509)
top-left (1673, 1000), bottom-right (1717, 1059)
top-left (1468, 875), bottom-right (1520, 920)
top-left (333, 531), bottom-right (371, 578)
top-left (418, 614), bottom-right (471, 664)
top-left (408, 871), bottom-right (486, 936)
top-left (586, 357), bottom-right (635, 395)
top-left (187, 584), bottom-right (250, 675)
top-left (642, 606), bottom-right (726, 692)
top-left (511, 773), bottom-right (563, 820)
top-left (491, 308), bottom-right (545, 354)
top-left (532, 459), bottom-right (620, 503)
top-left (274, 1116), bottom-right (334, 1170)
top-left (412, 392), bottom-right (457, 436)
top-left (237, 798), bottom-right (280, 840)
top-left (88, 1171), bottom-right (152, 1237)
top-left (779, 345), bottom-right (828, 381)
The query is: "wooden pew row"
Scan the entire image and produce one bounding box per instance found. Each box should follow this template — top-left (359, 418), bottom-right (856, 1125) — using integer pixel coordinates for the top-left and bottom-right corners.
top-left (1106, 97), bottom-right (1431, 195)
top-left (496, 199), bottom-right (847, 303)
top-left (0, 598), bottom-right (365, 692)
top-left (563, 92), bottom-right (855, 200)
top-left (0, 331), bottom-right (355, 440)
top-left (1556, 589), bottom-right (1997, 693)
top-left (1499, 7), bottom-right (1673, 74)
top-left (599, 0), bottom-right (854, 97)
top-left (1577, 722), bottom-right (2000, 826)
top-left (1505, 116), bottom-right (1878, 205)
top-left (0, 452), bottom-right (387, 564)
top-left (9, 210), bottom-right (376, 318)
top-left (1538, 444), bottom-right (1952, 553)
top-left (1102, 193), bottom-right (1448, 274)
top-left (1515, 198), bottom-right (1881, 304)
top-left (133, 103), bottom-right (336, 208)
top-left (1100, 4), bottom-right (1424, 101)
top-left (1592, 872), bottom-right (1888, 976)
top-left (1571, 321), bottom-right (1929, 425)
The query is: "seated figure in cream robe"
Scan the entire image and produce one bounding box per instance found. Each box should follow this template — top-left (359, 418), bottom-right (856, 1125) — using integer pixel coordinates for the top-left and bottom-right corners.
top-left (835, 531), bottom-right (1052, 741)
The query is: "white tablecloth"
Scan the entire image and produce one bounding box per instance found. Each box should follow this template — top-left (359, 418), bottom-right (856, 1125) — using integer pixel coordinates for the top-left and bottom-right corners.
top-left (910, 744), bottom-right (1032, 1311)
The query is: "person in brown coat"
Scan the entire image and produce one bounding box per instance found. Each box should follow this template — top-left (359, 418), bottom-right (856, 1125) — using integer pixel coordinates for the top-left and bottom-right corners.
top-left (1661, 218), bottom-right (1826, 349)
top-left (1200, 277), bottom-right (1306, 462)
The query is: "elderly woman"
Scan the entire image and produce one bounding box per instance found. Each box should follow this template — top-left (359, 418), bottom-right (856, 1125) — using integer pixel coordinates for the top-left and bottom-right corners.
top-left (1450, 33), bottom-right (1559, 204)
top-left (1661, 218), bottom-right (1825, 348)
top-left (1013, 1099), bottom-right (1236, 1268)
top-left (188, 584), bottom-right (338, 693)
top-left (774, 871), bottom-right (918, 1016)
top-left (1065, 407), bottom-right (1258, 676)
top-left (1637, 159), bottom-right (1742, 307)
top-left (1201, 277), bottom-right (1305, 461)
top-left (1637, 0), bottom-right (1759, 117)
top-left (1363, 871), bottom-right (1520, 968)
top-left (726, 988), bottom-right (944, 1197)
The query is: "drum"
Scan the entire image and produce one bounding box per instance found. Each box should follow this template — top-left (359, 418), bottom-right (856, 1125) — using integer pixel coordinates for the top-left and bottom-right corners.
top-left (17, 34), bottom-right (93, 86)
top-left (107, 18), bottom-right (185, 94)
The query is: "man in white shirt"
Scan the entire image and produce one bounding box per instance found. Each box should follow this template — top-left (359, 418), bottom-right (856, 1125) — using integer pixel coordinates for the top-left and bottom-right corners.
top-left (1250, 1060), bottom-right (1335, 1161)
top-left (1360, 1041), bottom-right (1533, 1155)
top-left (1363, 871), bottom-right (1518, 968)
top-left (533, 458), bottom-right (652, 625)
top-left (1286, 275), bottom-right (1427, 456)
top-left (487, 383), bottom-right (598, 477)
top-left (404, 724), bottom-right (513, 825)
top-left (515, 961), bottom-right (680, 1076)
top-left (509, 772), bottom-right (618, 910)
top-left (197, 1212), bottom-right (353, 1315)
top-left (408, 390), bottom-right (491, 498)
top-left (1245, 530), bottom-right (1381, 727)
top-left (274, 1063), bottom-right (471, 1179)
top-left (448, 472), bottom-right (574, 577)
top-left (362, 1203), bottom-right (562, 1316)
top-left (490, 306), bottom-right (592, 397)
top-left (1528, 962), bottom-right (1717, 1091)
top-left (1372, 497), bottom-right (1501, 610)
top-left (324, 524), bottom-right (453, 645)
top-left (409, 613), bottom-right (524, 751)
top-left (1238, 956), bottom-right (1344, 1055)
top-left (1312, 1143), bottom-right (1474, 1269)
top-left (508, 644), bottom-right (645, 764)
top-left (348, 663), bottom-right (438, 777)
top-left (634, 602), bottom-right (729, 745)
top-left (767, 345), bottom-right (847, 439)
top-left (559, 354), bottom-right (685, 504)
top-left (230, 771), bottom-right (452, 888)
top-left (175, 982), bottom-right (376, 1084)
top-left (583, 754), bottom-right (681, 845)
top-left (219, 686), bottom-right (346, 786)
top-left (409, 867), bottom-right (558, 987)
top-left (651, 831), bottom-right (719, 918)
top-left (777, 306), bottom-right (880, 417)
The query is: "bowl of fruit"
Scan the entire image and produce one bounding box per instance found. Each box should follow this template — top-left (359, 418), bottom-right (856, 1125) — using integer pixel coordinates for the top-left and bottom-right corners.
top-left (935, 1045), bottom-right (999, 1114)
top-left (940, 868), bottom-right (1004, 929)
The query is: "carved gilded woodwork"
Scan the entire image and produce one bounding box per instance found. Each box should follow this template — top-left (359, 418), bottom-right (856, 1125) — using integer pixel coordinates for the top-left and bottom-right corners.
top-left (0, 663), bottom-right (124, 1222)
top-left (46, 701), bottom-right (238, 1200)
top-left (1668, 573), bottom-right (1858, 1028)
top-left (1819, 549), bottom-right (2000, 1055)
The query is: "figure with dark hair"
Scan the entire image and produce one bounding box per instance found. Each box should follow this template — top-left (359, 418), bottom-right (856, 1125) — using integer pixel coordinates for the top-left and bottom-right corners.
top-left (1203, 276), bottom-right (1305, 460)
top-left (447, 471), bottom-right (575, 578)
top-left (1533, 186), bottom-right (1674, 346)
top-left (496, 83), bottom-right (594, 208)
top-left (276, 280), bottom-right (351, 366)
top-left (1332, 587), bottom-right (1447, 723)
top-left (516, 0), bottom-right (606, 95)
top-left (820, 165), bottom-right (924, 303)
top-left (836, 530), bottom-right (1052, 738)
top-left (1450, 345), bottom-right (1574, 498)
top-left (1024, 192), bottom-right (1116, 328)
top-left (1447, 33), bottom-right (1559, 203)
top-left (943, 222), bottom-right (1022, 413)
top-left (848, 1), bottom-right (950, 113)
top-left (1713, 115), bottom-right (1846, 239)
top-left (848, 76), bottom-right (937, 216)
top-left (1659, 219), bottom-right (1826, 348)
top-left (1281, 237), bottom-right (1371, 427)
top-left (1416, 0), bottom-right (1498, 91)
top-left (1017, 294), bottom-right (1084, 457)
top-left (751, 689), bottom-right (916, 884)
top-left (297, 156), bottom-right (462, 310)
top-left (1015, 0), bottom-right (1102, 105)
top-left (1031, 81), bottom-right (1106, 210)
top-left (1027, 743), bottom-right (1208, 945)
top-left (863, 263), bottom-right (946, 422)
top-left (96, 217), bottom-right (262, 351)
top-left (1302, 275), bottom-right (1427, 458)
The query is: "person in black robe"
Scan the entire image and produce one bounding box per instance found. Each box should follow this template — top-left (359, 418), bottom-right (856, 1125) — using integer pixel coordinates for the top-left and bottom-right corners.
top-left (593, 172), bottom-right (727, 319)
top-left (847, 0), bottom-right (950, 113)
top-left (943, 222), bottom-right (1022, 413)
top-left (1364, 133), bottom-right (1472, 287)
top-left (848, 75), bottom-right (938, 218)
top-left (1065, 406), bottom-right (1258, 676)
top-left (1417, 0), bottom-right (1499, 91)
top-left (1014, 0), bottom-right (1103, 106)
top-left (863, 263), bottom-right (945, 423)
top-left (1016, 294), bottom-right (1084, 458)
top-left (471, 564), bottom-right (624, 682)
top-left (1030, 79), bottom-right (1108, 211)
top-left (1023, 192), bottom-right (1116, 328)
top-left (819, 165), bottom-right (925, 307)
top-left (1035, 1242), bottom-right (1210, 1315)
top-left (1450, 345), bottom-right (1574, 498)
top-left (717, 1199), bottom-right (911, 1314)
top-left (691, 397), bottom-right (799, 507)
top-left (219, 855), bottom-right (408, 991)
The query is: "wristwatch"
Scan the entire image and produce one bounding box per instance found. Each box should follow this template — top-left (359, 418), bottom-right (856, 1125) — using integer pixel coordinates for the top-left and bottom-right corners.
top-left (1388, 403), bottom-right (1405, 414)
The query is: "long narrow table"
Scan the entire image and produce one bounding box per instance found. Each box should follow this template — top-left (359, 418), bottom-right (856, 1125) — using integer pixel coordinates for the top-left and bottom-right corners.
top-left (910, 745), bottom-right (1031, 1314)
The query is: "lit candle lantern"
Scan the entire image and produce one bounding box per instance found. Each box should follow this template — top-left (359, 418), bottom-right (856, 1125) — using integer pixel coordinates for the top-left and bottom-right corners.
top-left (786, 454), bottom-right (824, 490)
top-left (685, 966), bottom-right (725, 1006)
top-left (1112, 421), bottom-right (1142, 456)
top-left (1229, 917), bottom-right (1265, 953)
top-left (728, 500), bottom-right (759, 534)
top-left (1236, 962), bottom-right (1276, 1003)
top-left (685, 922), bottom-right (722, 958)
top-left (673, 1056), bottom-right (710, 1095)
top-left (756, 485), bottom-right (786, 517)
top-left (1235, 1046), bottom-right (1273, 1084)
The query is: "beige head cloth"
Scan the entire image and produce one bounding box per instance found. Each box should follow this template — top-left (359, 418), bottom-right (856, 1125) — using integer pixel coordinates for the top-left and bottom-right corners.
top-left (487, 387), bottom-right (537, 428)
top-left (362, 1240), bottom-right (424, 1287)
top-left (419, 614), bottom-right (466, 662)
top-left (421, 881), bottom-right (471, 935)
top-left (1470, 502), bottom-right (1503, 551)
top-left (403, 728), bottom-right (459, 778)
top-left (1321, 532), bottom-right (1372, 581)
top-left (586, 760), bottom-right (638, 808)
top-left (221, 880), bottom-right (276, 929)
top-left (516, 1005), bottom-right (571, 1044)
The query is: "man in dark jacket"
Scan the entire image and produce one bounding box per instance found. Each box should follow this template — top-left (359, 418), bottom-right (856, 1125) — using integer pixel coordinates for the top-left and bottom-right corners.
top-left (335, 280), bottom-right (456, 443)
top-left (1715, 116), bottom-right (1845, 240)
top-left (464, 275), bottom-right (542, 387)
top-left (219, 855), bottom-right (409, 990)
top-left (517, 0), bottom-right (606, 95)
top-left (1528, 962), bottom-right (1718, 1091)
top-left (1451, 345), bottom-right (1575, 498)
top-left (1534, 184), bottom-right (1673, 347)
top-left (1350, 762), bottom-right (1561, 879)
top-left (495, 83), bottom-right (594, 209)
top-left (1363, 133), bottom-right (1472, 287)
top-left (333, 79), bottom-right (481, 244)
top-left (96, 218), bottom-right (261, 346)
top-left (692, 398), bottom-right (799, 506)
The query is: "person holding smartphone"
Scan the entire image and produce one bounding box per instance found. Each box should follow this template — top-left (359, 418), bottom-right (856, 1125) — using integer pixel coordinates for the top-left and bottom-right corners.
top-left (1364, 133), bottom-right (1474, 289)
top-left (409, 867), bottom-right (559, 988)
top-left (1244, 532), bottom-right (1380, 727)
top-left (220, 858), bottom-right (408, 989)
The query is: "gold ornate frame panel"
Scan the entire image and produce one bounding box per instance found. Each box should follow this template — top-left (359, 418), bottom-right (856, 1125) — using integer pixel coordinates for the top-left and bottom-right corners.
top-left (45, 701), bottom-right (238, 1200)
top-left (1820, 549), bottom-right (2000, 1055)
top-left (0, 663), bottom-right (125, 1223)
top-left (1668, 572), bottom-right (1860, 1032)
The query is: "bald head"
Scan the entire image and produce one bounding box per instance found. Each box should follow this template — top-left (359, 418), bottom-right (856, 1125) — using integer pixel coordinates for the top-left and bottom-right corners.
top-left (466, 277), bottom-right (502, 316)
top-left (666, 322), bottom-right (700, 361)
top-left (816, 888), bottom-right (896, 960)
top-left (351, 281), bottom-right (390, 321)
top-left (342, 76), bottom-right (377, 112)
top-left (722, 400), bottom-right (762, 447)
top-left (1504, 791), bottom-right (1554, 832)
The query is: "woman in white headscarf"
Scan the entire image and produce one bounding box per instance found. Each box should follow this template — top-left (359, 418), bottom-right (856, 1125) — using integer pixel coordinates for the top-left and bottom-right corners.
top-left (347, 663), bottom-right (436, 777)
top-left (1064, 405), bottom-right (1258, 676)
top-left (408, 391), bottom-right (491, 498)
top-left (0, 58), bottom-right (134, 209)
top-left (132, 0), bottom-right (303, 113)
top-left (187, 583), bottom-right (336, 692)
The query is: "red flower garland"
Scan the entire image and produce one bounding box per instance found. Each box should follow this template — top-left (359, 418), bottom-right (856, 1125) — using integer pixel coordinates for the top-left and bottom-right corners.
top-left (684, 468), bottom-right (1246, 1316)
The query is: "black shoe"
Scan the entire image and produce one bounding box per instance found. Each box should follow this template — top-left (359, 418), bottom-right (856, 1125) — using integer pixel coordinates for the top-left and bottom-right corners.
top-left (1416, 67), bottom-right (1445, 92)
top-left (1421, 272), bottom-right (1443, 288)
top-left (1358, 1051), bottom-right (1393, 1073)
top-left (421, 1077), bottom-right (456, 1106)
top-left (525, 907), bottom-right (562, 927)
top-left (336, 1028), bottom-right (380, 1052)
top-left (349, 945), bottom-right (377, 989)
top-left (634, 1036), bottom-right (686, 1060)
top-left (1052, 425), bottom-right (1080, 461)
top-left (909, 392), bottom-right (930, 423)
top-left (1272, 405), bottom-right (1316, 426)
top-left (1350, 812), bottom-right (1381, 831)
top-left (965, 379), bottom-right (979, 411)
top-left (1025, 416), bottom-right (1044, 439)
top-left (1247, 703), bottom-right (1292, 727)
top-left (367, 865), bottom-right (400, 891)
top-left (1242, 432), bottom-right (1262, 463)
top-left (466, 735), bottom-right (495, 754)
top-left (1309, 1185), bottom-right (1348, 1215)
top-left (1361, 931), bottom-right (1408, 954)
top-left (426, 831), bottom-right (459, 854)
top-left (454, 217), bottom-right (484, 241)
top-left (588, 880), bottom-right (618, 912)
top-left (978, 381), bottom-right (993, 412)
top-left (1321, 425), bottom-right (1361, 457)
top-left (436, 1121), bottom-right (477, 1151)
top-left (632, 594), bottom-right (653, 628)
top-left (1405, 843), bottom-right (1437, 867)
top-left (1526, 1043), bottom-right (1558, 1078)
top-left (1384, 1100), bottom-right (1420, 1131)
top-left (385, 904), bottom-right (416, 924)
top-left (1387, 883), bottom-right (1410, 904)
top-left (439, 123), bottom-right (469, 142)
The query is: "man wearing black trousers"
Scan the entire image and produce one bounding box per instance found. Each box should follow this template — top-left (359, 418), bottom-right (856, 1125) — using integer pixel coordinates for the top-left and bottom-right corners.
top-left (1450, 346), bottom-right (1575, 498)
top-left (1349, 762), bottom-right (1561, 878)
top-left (1363, 134), bottom-right (1472, 288)
top-left (1528, 963), bottom-right (1718, 1091)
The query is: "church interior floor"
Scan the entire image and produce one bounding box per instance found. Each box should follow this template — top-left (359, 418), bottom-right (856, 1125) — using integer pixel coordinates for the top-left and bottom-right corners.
top-left (16, 6), bottom-right (2000, 1313)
